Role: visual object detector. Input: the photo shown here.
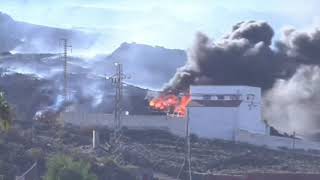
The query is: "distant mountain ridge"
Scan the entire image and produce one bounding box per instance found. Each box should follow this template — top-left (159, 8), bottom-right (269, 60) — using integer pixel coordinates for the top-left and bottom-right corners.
top-left (0, 11), bottom-right (188, 120)
top-left (0, 41), bottom-right (187, 121)
top-left (0, 12), bottom-right (99, 53)
top-left (107, 42), bottom-right (187, 89)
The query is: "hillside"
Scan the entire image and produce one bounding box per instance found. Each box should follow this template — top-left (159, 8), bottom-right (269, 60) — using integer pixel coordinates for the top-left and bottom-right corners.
top-left (0, 41), bottom-right (187, 121)
top-left (0, 11), bottom-right (188, 122)
top-left (3, 122), bottom-right (320, 179)
top-left (94, 42), bottom-right (187, 89)
top-left (0, 12), bottom-right (98, 53)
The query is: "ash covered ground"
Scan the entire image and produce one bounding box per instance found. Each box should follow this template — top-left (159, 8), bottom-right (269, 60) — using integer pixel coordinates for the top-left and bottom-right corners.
top-left (2, 9), bottom-right (320, 179)
top-left (3, 121), bottom-right (320, 180)
top-left (0, 43), bottom-right (184, 122)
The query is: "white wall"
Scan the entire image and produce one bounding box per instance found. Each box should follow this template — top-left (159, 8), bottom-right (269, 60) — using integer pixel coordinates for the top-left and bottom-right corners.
top-left (189, 85), bottom-right (267, 138)
top-left (190, 85), bottom-right (261, 102)
top-left (58, 112), bottom-right (186, 136)
top-left (59, 112), bottom-right (320, 152)
top-left (235, 129), bottom-right (320, 151)
top-left (189, 107), bottom-right (238, 140)
top-left (237, 100), bottom-right (267, 135)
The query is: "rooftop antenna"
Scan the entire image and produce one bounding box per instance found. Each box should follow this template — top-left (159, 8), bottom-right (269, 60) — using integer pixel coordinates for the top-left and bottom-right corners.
top-left (59, 38), bottom-right (72, 101)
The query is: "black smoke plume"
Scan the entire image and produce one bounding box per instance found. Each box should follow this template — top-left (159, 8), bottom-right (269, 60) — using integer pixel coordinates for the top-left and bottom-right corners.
top-left (165, 20), bottom-right (320, 136)
top-left (276, 27), bottom-right (320, 64)
top-left (165, 21), bottom-right (285, 91)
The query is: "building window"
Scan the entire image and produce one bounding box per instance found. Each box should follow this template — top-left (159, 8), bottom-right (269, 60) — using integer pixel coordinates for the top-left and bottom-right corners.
top-left (225, 96), bottom-right (231, 100)
top-left (231, 95), bottom-right (240, 100)
top-left (217, 95), bottom-right (224, 100)
top-left (203, 95), bottom-right (211, 100)
top-left (211, 96), bottom-right (218, 100)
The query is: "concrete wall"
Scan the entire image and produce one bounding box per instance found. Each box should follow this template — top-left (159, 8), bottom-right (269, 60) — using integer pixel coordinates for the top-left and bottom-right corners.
top-left (58, 112), bottom-right (320, 151)
top-left (58, 112), bottom-right (186, 136)
top-left (203, 173), bottom-right (320, 180)
top-left (187, 104), bottom-right (268, 140)
top-left (246, 173), bottom-right (320, 180)
top-left (190, 86), bottom-right (259, 99)
top-left (235, 129), bottom-right (320, 151)
top-left (190, 85), bottom-right (267, 137)
top-left (189, 107), bottom-right (237, 140)
top-left (237, 100), bottom-right (267, 135)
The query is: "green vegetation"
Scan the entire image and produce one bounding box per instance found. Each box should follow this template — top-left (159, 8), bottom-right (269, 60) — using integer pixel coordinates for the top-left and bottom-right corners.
top-left (45, 154), bottom-right (97, 180)
top-left (0, 92), bottom-right (12, 131)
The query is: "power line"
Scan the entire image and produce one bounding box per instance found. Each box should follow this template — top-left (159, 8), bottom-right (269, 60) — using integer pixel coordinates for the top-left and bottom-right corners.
top-left (177, 106), bottom-right (192, 180)
top-left (107, 63), bottom-right (130, 150)
top-left (59, 38), bottom-right (72, 101)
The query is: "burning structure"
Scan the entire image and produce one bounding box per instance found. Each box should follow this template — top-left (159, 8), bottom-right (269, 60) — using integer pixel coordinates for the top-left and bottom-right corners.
top-left (148, 85), bottom-right (268, 140)
top-left (149, 94), bottom-right (191, 117)
top-left (61, 83), bottom-right (268, 141)
top-left (57, 20), bottom-right (320, 151)
top-left (59, 84), bottom-right (320, 151)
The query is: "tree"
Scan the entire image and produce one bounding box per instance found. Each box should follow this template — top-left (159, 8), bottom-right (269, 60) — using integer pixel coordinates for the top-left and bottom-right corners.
top-left (45, 154), bottom-right (97, 180)
top-left (0, 92), bottom-right (12, 131)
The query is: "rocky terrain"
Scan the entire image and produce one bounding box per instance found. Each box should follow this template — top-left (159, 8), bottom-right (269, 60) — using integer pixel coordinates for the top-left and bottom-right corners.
top-left (2, 121), bottom-right (320, 179)
top-left (0, 39), bottom-right (186, 122)
top-left (2, 9), bottom-right (320, 180)
top-left (119, 130), bottom-right (320, 176)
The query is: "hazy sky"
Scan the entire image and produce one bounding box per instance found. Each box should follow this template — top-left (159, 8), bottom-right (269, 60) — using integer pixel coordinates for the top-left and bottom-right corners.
top-left (0, 0), bottom-right (319, 52)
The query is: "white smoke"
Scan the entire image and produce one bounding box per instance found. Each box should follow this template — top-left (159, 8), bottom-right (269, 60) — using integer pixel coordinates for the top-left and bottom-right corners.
top-left (264, 65), bottom-right (320, 135)
top-left (0, 53), bottom-right (110, 119)
top-left (81, 81), bottom-right (104, 107)
top-left (34, 94), bottom-right (65, 120)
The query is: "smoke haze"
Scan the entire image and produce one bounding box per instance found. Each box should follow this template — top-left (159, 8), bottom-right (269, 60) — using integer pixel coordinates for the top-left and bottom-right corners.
top-left (264, 65), bottom-right (320, 135)
top-left (2, 6), bottom-right (320, 136)
top-left (165, 21), bottom-right (281, 91)
top-left (166, 20), bottom-right (320, 136)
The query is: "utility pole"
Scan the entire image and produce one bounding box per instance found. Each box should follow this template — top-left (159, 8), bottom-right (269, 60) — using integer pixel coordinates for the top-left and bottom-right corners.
top-left (60, 38), bottom-right (72, 101)
top-left (177, 106), bottom-right (192, 180)
top-left (107, 63), bottom-right (130, 144)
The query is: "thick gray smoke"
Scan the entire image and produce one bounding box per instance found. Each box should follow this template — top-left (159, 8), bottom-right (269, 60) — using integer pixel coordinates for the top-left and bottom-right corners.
top-left (265, 27), bottom-right (320, 135)
top-left (264, 65), bottom-right (320, 135)
top-left (276, 27), bottom-right (320, 64)
top-left (166, 20), bottom-right (320, 136)
top-left (165, 21), bottom-right (281, 91)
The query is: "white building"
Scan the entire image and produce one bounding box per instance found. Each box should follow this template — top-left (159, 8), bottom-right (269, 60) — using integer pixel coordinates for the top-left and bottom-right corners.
top-left (58, 85), bottom-right (320, 151)
top-left (188, 85), bottom-right (269, 140)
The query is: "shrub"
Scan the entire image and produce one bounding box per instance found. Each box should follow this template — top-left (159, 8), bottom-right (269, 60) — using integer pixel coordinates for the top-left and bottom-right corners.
top-left (45, 154), bottom-right (97, 180)
top-left (0, 92), bottom-right (12, 131)
top-left (26, 148), bottom-right (44, 161)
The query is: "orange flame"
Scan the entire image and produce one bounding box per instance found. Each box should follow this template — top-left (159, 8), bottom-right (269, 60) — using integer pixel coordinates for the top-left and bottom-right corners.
top-left (149, 94), bottom-right (191, 117)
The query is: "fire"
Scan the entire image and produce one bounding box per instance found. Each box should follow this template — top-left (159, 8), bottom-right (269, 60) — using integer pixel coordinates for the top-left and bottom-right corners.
top-left (149, 94), bottom-right (191, 117)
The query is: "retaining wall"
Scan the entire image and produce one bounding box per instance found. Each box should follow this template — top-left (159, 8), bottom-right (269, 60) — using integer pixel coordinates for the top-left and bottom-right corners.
top-left (58, 112), bottom-right (185, 136)
top-left (203, 173), bottom-right (320, 180)
top-left (58, 112), bottom-right (320, 151)
top-left (235, 129), bottom-right (320, 151)
top-left (246, 173), bottom-right (320, 180)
